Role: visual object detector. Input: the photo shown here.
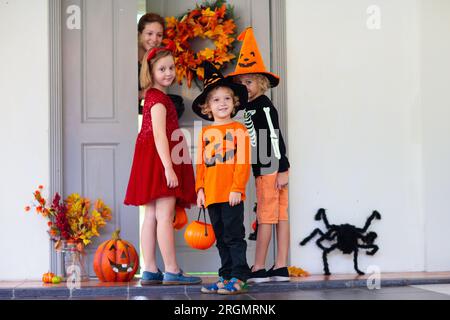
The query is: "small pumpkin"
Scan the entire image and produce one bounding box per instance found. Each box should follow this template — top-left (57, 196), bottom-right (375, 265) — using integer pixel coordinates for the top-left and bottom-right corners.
top-left (184, 221), bottom-right (216, 250)
top-left (42, 272), bottom-right (55, 284)
top-left (173, 207), bottom-right (188, 230)
top-left (93, 229), bottom-right (139, 282)
top-left (51, 276), bottom-right (62, 284)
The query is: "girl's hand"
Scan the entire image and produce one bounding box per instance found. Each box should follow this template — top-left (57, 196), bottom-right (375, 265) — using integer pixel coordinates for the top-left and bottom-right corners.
top-left (229, 192), bottom-right (242, 207)
top-left (197, 188), bottom-right (205, 208)
top-left (165, 167), bottom-right (179, 189)
top-left (276, 171), bottom-right (289, 190)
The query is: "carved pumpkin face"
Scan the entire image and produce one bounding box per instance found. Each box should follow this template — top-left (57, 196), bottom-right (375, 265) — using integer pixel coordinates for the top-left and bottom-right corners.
top-left (93, 230), bottom-right (139, 282)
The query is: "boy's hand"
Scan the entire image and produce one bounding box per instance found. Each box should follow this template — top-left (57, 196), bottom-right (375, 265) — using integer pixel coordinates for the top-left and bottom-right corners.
top-left (229, 192), bottom-right (242, 207)
top-left (197, 188), bottom-right (205, 208)
top-left (276, 171), bottom-right (289, 190)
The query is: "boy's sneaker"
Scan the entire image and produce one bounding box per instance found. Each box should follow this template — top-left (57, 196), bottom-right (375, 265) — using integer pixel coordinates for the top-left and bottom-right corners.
top-left (267, 266), bottom-right (290, 282)
top-left (217, 278), bottom-right (249, 295)
top-left (247, 268), bottom-right (270, 283)
top-left (162, 269), bottom-right (202, 285)
top-left (201, 277), bottom-right (228, 294)
top-left (140, 269), bottom-right (163, 285)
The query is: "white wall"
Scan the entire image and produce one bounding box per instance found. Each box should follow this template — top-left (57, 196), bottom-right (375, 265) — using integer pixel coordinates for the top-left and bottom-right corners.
top-left (421, 0), bottom-right (450, 271)
top-left (0, 0), bottom-right (50, 280)
top-left (287, 0), bottom-right (427, 274)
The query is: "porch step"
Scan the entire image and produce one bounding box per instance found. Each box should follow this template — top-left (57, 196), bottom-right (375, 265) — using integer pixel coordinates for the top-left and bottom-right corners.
top-left (2, 272), bottom-right (450, 299)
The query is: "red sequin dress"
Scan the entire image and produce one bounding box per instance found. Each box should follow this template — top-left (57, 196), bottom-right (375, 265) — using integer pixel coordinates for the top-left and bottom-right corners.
top-left (124, 88), bottom-right (196, 208)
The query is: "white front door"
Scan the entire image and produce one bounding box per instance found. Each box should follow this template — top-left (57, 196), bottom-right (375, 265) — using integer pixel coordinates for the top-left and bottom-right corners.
top-left (62, 0), bottom-right (140, 277)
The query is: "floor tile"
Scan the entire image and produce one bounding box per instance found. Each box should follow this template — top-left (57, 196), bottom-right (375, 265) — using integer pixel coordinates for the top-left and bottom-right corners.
top-left (130, 295), bottom-right (189, 300)
top-left (70, 296), bottom-right (129, 300)
top-left (0, 282), bottom-right (24, 288)
top-left (247, 291), bottom-right (324, 300)
top-left (411, 284), bottom-right (450, 296)
top-left (187, 293), bottom-right (255, 301)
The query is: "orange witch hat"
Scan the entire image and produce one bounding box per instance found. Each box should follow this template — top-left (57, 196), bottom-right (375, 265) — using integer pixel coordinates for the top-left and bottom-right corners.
top-left (227, 27), bottom-right (280, 88)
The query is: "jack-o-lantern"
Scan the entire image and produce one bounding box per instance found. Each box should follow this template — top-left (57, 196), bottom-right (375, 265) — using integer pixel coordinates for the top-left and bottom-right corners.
top-left (173, 207), bottom-right (188, 230)
top-left (93, 230), bottom-right (139, 282)
top-left (226, 27), bottom-right (280, 88)
top-left (184, 208), bottom-right (216, 250)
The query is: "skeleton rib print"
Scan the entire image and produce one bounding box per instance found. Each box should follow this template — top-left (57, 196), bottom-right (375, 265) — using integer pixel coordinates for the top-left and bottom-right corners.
top-left (244, 109), bottom-right (257, 147)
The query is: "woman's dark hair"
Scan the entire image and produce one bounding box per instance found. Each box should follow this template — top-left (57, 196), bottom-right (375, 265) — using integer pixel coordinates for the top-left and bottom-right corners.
top-left (138, 13), bottom-right (165, 34)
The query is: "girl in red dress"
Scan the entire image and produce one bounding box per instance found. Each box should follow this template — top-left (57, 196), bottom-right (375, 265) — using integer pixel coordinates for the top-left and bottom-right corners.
top-left (124, 43), bottom-right (201, 285)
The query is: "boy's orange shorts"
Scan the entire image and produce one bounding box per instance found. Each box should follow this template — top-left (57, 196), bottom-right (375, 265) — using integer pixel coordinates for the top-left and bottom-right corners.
top-left (255, 173), bottom-right (289, 224)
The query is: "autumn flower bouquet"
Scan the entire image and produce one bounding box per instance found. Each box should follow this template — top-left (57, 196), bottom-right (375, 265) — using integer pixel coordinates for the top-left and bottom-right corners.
top-left (26, 186), bottom-right (112, 250)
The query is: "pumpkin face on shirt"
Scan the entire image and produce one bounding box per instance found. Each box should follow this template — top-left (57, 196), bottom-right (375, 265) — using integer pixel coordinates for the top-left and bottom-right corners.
top-left (204, 131), bottom-right (236, 168)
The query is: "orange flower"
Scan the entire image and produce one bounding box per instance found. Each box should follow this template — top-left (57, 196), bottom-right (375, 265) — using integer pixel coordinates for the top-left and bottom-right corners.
top-left (38, 185), bottom-right (44, 190)
top-left (42, 209), bottom-right (50, 217)
top-left (25, 206), bottom-right (31, 212)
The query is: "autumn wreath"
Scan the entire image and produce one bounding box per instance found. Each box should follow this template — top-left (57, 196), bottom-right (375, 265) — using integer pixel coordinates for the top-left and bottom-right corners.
top-left (164, 0), bottom-right (237, 88)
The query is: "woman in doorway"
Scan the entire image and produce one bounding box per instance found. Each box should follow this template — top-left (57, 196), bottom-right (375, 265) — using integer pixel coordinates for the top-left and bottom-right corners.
top-left (138, 13), bottom-right (165, 114)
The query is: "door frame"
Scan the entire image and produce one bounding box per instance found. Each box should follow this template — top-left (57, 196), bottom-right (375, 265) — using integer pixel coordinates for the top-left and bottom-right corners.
top-left (48, 0), bottom-right (289, 273)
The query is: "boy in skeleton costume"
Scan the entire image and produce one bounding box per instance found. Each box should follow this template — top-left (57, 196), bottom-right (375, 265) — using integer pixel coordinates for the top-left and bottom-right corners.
top-left (228, 27), bottom-right (291, 283)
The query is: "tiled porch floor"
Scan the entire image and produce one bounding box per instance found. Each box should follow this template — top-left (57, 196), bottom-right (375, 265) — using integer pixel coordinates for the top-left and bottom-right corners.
top-left (2, 272), bottom-right (450, 299)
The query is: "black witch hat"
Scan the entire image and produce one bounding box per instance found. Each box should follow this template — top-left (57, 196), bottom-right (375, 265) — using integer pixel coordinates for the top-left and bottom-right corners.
top-left (192, 61), bottom-right (248, 121)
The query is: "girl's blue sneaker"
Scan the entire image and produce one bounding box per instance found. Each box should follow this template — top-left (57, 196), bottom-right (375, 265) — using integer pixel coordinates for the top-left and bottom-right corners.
top-left (217, 278), bottom-right (248, 295)
top-left (140, 269), bottom-right (163, 285)
top-left (162, 269), bottom-right (202, 285)
top-left (201, 277), bottom-right (228, 294)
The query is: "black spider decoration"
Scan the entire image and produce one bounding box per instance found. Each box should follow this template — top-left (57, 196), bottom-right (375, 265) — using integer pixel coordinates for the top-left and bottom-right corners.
top-left (300, 208), bottom-right (381, 275)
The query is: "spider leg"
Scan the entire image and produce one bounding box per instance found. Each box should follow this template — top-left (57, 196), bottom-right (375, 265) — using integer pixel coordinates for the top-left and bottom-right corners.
top-left (315, 230), bottom-right (336, 249)
top-left (353, 250), bottom-right (365, 275)
top-left (359, 244), bottom-right (379, 256)
top-left (322, 244), bottom-right (338, 275)
top-left (360, 210), bottom-right (382, 233)
top-left (300, 228), bottom-right (326, 246)
top-left (315, 208), bottom-right (333, 229)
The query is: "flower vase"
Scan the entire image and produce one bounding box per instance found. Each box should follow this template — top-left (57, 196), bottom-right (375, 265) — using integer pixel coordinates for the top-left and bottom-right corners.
top-left (57, 240), bottom-right (89, 282)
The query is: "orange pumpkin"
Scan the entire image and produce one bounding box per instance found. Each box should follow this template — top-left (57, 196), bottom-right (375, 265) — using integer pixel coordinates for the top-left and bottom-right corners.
top-left (173, 207), bottom-right (188, 230)
top-left (93, 230), bottom-right (139, 282)
top-left (42, 272), bottom-right (55, 283)
top-left (184, 221), bottom-right (216, 250)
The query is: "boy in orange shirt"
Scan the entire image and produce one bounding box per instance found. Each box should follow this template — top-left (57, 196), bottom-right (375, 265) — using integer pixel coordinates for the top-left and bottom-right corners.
top-left (193, 62), bottom-right (251, 295)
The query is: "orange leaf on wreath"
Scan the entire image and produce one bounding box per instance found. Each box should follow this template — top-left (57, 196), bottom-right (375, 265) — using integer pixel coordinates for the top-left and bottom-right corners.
top-left (215, 4), bottom-right (226, 19)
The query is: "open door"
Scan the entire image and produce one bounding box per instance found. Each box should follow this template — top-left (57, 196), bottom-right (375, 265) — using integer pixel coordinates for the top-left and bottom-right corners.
top-left (145, 0), bottom-right (275, 273)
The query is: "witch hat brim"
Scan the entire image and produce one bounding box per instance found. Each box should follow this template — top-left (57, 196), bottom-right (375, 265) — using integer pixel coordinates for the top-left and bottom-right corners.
top-left (192, 62), bottom-right (248, 121)
top-left (226, 27), bottom-right (280, 88)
